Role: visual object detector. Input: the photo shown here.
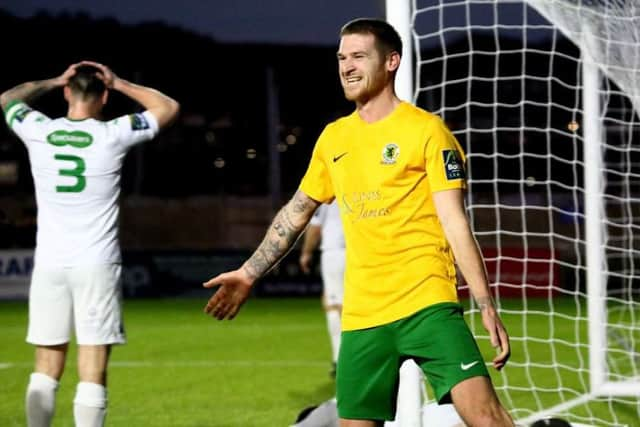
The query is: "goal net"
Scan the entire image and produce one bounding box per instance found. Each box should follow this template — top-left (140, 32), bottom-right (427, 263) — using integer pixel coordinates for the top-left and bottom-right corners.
top-left (398, 1), bottom-right (640, 425)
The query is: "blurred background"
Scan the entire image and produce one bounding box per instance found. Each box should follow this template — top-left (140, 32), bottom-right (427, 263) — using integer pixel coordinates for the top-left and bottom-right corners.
top-left (1, 2), bottom-right (639, 426)
top-left (0, 0), bottom-right (388, 298)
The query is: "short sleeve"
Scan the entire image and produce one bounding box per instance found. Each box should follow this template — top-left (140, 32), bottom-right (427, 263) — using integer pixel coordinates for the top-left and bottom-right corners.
top-left (299, 126), bottom-right (335, 203)
top-left (425, 117), bottom-right (467, 193)
top-left (3, 101), bottom-right (51, 145)
top-left (109, 111), bottom-right (160, 149)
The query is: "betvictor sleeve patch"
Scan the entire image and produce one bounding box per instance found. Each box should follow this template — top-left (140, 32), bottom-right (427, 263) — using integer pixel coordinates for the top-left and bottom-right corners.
top-left (442, 149), bottom-right (465, 180)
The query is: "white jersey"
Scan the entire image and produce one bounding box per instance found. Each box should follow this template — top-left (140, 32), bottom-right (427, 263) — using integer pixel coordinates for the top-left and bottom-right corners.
top-left (310, 200), bottom-right (345, 251)
top-left (4, 101), bottom-right (159, 267)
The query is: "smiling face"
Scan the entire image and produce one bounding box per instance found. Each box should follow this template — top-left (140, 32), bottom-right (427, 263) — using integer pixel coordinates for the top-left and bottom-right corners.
top-left (337, 33), bottom-right (393, 104)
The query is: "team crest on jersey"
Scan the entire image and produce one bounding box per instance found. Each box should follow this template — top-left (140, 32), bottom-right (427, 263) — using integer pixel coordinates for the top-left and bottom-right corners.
top-left (129, 113), bottom-right (149, 131)
top-left (443, 149), bottom-right (465, 180)
top-left (14, 106), bottom-right (33, 123)
top-left (381, 143), bottom-right (400, 165)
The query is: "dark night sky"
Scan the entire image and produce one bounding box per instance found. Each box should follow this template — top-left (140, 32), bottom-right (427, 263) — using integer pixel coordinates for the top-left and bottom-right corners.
top-left (1, 0), bottom-right (387, 45)
top-left (1, 1), bottom-right (552, 46)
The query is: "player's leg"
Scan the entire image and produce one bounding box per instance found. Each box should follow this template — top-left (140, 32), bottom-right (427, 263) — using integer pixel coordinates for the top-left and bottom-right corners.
top-left (450, 376), bottom-right (512, 427)
top-left (337, 323), bottom-right (399, 426)
top-left (25, 265), bottom-right (73, 427)
top-left (71, 264), bottom-right (126, 427)
top-left (321, 249), bottom-right (345, 377)
top-left (397, 302), bottom-right (513, 427)
top-left (27, 345), bottom-right (69, 427)
top-left (75, 345), bottom-right (111, 427)
top-left (26, 266), bottom-right (73, 427)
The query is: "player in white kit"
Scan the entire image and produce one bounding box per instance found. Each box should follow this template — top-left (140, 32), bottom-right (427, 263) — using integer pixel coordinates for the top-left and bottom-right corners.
top-left (299, 200), bottom-right (345, 378)
top-left (1, 61), bottom-right (179, 427)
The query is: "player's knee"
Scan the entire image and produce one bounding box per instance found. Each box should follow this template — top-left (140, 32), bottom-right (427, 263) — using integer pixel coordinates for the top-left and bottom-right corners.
top-left (77, 345), bottom-right (109, 383)
top-left (34, 345), bottom-right (68, 380)
top-left (77, 365), bottom-right (107, 384)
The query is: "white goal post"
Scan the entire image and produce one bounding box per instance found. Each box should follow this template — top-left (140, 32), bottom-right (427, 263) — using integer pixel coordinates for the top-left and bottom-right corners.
top-left (386, 1), bottom-right (640, 426)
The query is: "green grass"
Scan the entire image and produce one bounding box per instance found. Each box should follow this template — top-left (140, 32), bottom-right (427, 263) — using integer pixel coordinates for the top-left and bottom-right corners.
top-left (0, 298), bottom-right (336, 427)
top-left (0, 297), bottom-right (638, 426)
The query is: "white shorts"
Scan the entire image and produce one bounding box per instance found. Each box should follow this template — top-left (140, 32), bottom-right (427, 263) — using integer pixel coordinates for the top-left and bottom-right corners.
top-left (27, 264), bottom-right (126, 346)
top-left (320, 249), bottom-right (345, 307)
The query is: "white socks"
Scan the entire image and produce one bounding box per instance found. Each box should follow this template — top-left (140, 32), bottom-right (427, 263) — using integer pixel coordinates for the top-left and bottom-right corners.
top-left (325, 309), bottom-right (341, 363)
top-left (26, 373), bottom-right (59, 427)
top-left (73, 382), bottom-right (107, 427)
top-left (26, 374), bottom-right (106, 427)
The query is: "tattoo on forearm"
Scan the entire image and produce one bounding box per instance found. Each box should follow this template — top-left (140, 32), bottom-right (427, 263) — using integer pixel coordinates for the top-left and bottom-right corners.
top-left (244, 199), bottom-right (308, 280)
top-left (476, 296), bottom-right (494, 312)
top-left (292, 191), bottom-right (313, 213)
top-left (5, 81), bottom-right (56, 104)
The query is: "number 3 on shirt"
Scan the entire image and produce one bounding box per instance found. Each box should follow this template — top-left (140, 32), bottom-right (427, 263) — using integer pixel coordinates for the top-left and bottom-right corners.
top-left (54, 154), bottom-right (86, 193)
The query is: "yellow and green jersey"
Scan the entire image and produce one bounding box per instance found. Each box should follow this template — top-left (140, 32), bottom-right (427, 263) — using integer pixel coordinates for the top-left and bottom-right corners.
top-left (300, 102), bottom-right (467, 330)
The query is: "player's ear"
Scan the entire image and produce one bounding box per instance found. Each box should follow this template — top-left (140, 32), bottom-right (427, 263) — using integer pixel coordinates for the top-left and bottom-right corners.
top-left (63, 86), bottom-right (71, 102)
top-left (101, 89), bottom-right (109, 106)
top-left (386, 51), bottom-right (400, 73)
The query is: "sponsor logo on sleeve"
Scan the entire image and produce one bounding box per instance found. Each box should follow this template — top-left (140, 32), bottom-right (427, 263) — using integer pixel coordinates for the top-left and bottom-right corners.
top-left (14, 106), bottom-right (33, 123)
top-left (443, 149), bottom-right (465, 180)
top-left (129, 113), bottom-right (150, 131)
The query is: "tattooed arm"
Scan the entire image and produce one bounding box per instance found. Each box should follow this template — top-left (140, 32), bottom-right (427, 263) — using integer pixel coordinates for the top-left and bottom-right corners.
top-left (203, 190), bottom-right (321, 320)
top-left (433, 188), bottom-right (511, 370)
top-left (242, 190), bottom-right (320, 281)
top-left (0, 63), bottom-right (80, 110)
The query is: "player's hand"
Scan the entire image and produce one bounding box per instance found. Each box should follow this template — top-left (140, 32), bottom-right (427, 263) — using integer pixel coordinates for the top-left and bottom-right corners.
top-left (299, 252), bottom-right (312, 274)
top-left (79, 60), bottom-right (118, 88)
top-left (481, 307), bottom-right (510, 370)
top-left (54, 62), bottom-right (82, 86)
top-left (203, 269), bottom-right (253, 320)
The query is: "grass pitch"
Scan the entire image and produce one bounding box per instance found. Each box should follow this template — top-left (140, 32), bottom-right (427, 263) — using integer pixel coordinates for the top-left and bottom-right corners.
top-left (0, 297), bottom-right (638, 426)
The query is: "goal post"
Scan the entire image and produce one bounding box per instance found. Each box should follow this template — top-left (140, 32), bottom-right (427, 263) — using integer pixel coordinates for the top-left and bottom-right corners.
top-left (386, 1), bottom-right (640, 425)
top-left (386, 0), bottom-right (414, 102)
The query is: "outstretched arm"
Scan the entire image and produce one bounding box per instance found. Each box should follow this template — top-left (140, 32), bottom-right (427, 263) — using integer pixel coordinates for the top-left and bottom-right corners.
top-left (80, 60), bottom-right (179, 129)
top-left (0, 63), bottom-right (80, 110)
top-left (433, 188), bottom-right (510, 370)
top-left (203, 190), bottom-right (321, 320)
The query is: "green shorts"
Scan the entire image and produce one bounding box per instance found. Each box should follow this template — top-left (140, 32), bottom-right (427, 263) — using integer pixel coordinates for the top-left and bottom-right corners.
top-left (336, 302), bottom-right (489, 421)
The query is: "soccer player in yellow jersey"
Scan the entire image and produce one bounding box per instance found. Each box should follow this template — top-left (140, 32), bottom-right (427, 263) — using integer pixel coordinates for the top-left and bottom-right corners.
top-left (203, 18), bottom-right (514, 427)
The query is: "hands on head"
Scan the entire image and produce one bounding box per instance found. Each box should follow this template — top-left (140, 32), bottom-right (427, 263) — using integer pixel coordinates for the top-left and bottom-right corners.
top-left (55, 63), bottom-right (81, 86)
top-left (57, 60), bottom-right (118, 89)
top-left (79, 60), bottom-right (117, 88)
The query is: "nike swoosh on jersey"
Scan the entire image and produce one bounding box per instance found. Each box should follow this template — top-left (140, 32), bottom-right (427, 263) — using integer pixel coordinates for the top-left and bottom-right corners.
top-left (333, 152), bottom-right (348, 162)
top-left (460, 361), bottom-right (480, 370)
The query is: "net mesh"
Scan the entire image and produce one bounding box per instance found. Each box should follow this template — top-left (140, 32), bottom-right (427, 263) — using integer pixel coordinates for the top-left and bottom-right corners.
top-left (411, 1), bottom-right (640, 425)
